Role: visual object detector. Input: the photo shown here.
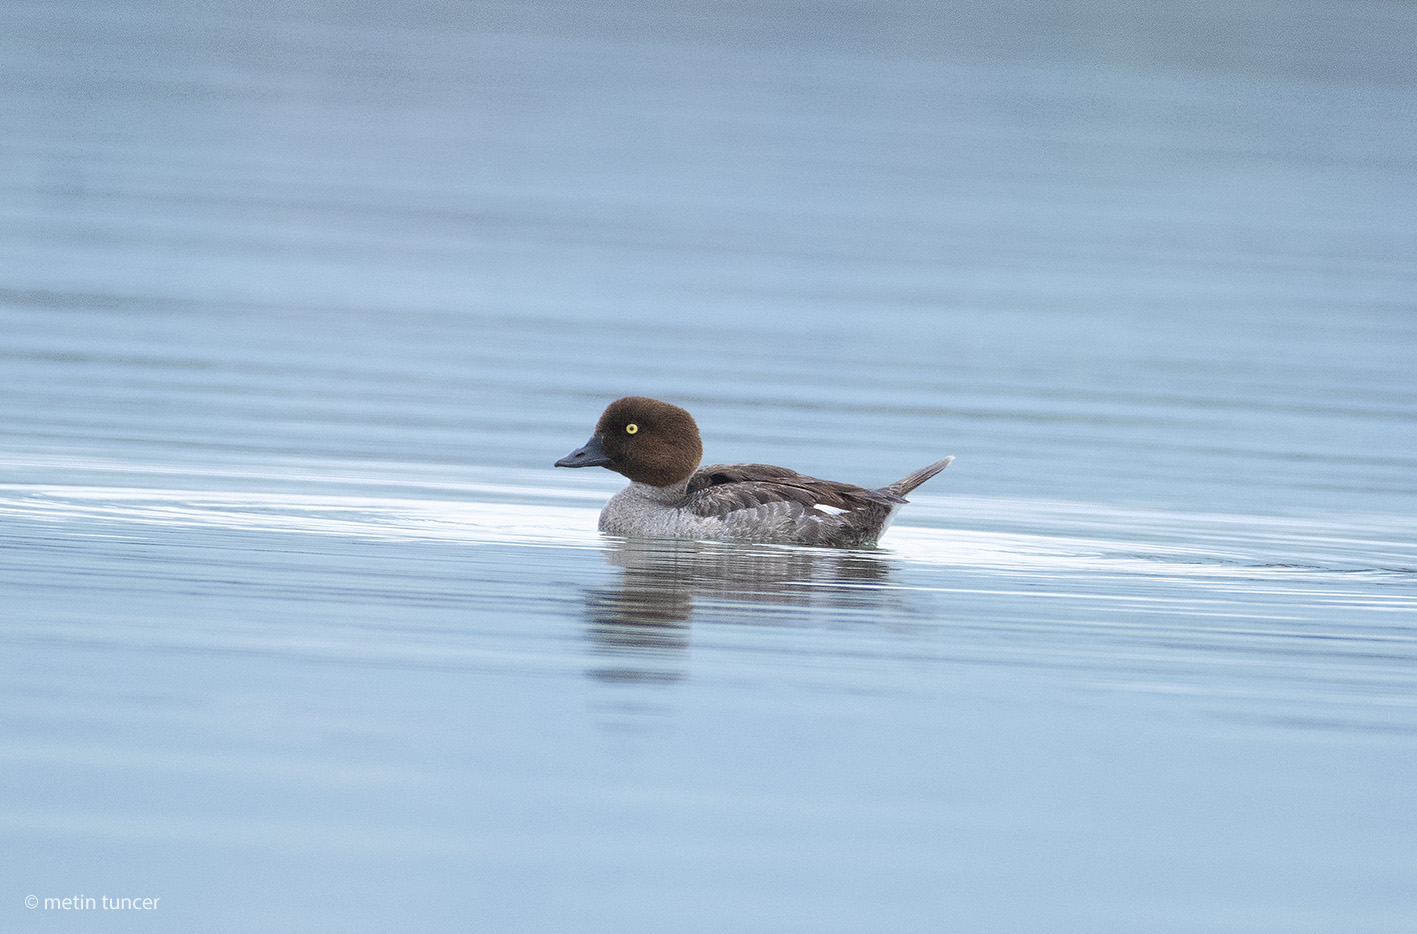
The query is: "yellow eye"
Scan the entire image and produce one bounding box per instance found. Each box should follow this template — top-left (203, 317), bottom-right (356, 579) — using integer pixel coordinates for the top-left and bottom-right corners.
top-left (625, 423), bottom-right (638, 435)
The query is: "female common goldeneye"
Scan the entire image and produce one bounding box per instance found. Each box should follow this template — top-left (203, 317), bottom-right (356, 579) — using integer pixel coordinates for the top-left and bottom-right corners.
top-left (555, 396), bottom-right (953, 547)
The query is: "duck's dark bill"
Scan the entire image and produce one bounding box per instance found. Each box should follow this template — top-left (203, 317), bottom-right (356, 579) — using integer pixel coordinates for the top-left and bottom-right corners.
top-left (555, 436), bottom-right (613, 469)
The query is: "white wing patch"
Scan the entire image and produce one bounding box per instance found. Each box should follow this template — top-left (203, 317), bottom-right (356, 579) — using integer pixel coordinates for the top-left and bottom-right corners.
top-left (813, 504), bottom-right (848, 517)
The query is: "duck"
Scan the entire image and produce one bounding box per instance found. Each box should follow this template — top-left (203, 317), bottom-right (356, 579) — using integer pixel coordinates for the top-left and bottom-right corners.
top-left (555, 396), bottom-right (953, 547)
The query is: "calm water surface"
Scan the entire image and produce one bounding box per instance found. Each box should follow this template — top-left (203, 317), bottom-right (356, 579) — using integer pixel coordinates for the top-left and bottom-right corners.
top-left (3, 1), bottom-right (1416, 932)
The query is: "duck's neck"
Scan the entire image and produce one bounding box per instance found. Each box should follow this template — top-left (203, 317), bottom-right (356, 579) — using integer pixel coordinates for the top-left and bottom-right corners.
top-left (627, 478), bottom-right (691, 503)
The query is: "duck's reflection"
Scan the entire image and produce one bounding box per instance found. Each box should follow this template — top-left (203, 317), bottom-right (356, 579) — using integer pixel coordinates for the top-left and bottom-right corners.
top-left (583, 537), bottom-right (898, 686)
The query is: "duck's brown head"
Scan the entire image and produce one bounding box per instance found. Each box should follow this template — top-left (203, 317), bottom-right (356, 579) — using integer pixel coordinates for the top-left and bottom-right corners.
top-left (555, 396), bottom-right (703, 487)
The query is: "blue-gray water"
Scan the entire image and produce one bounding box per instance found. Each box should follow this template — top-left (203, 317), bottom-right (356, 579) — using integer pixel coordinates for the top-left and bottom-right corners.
top-left (3, 1), bottom-right (1416, 931)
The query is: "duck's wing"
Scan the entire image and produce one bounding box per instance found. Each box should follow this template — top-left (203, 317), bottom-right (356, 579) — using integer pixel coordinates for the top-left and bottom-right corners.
top-left (682, 464), bottom-right (904, 546)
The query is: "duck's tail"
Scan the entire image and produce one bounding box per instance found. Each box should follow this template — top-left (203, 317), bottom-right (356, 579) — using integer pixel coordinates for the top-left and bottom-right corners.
top-left (882, 456), bottom-right (955, 498)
